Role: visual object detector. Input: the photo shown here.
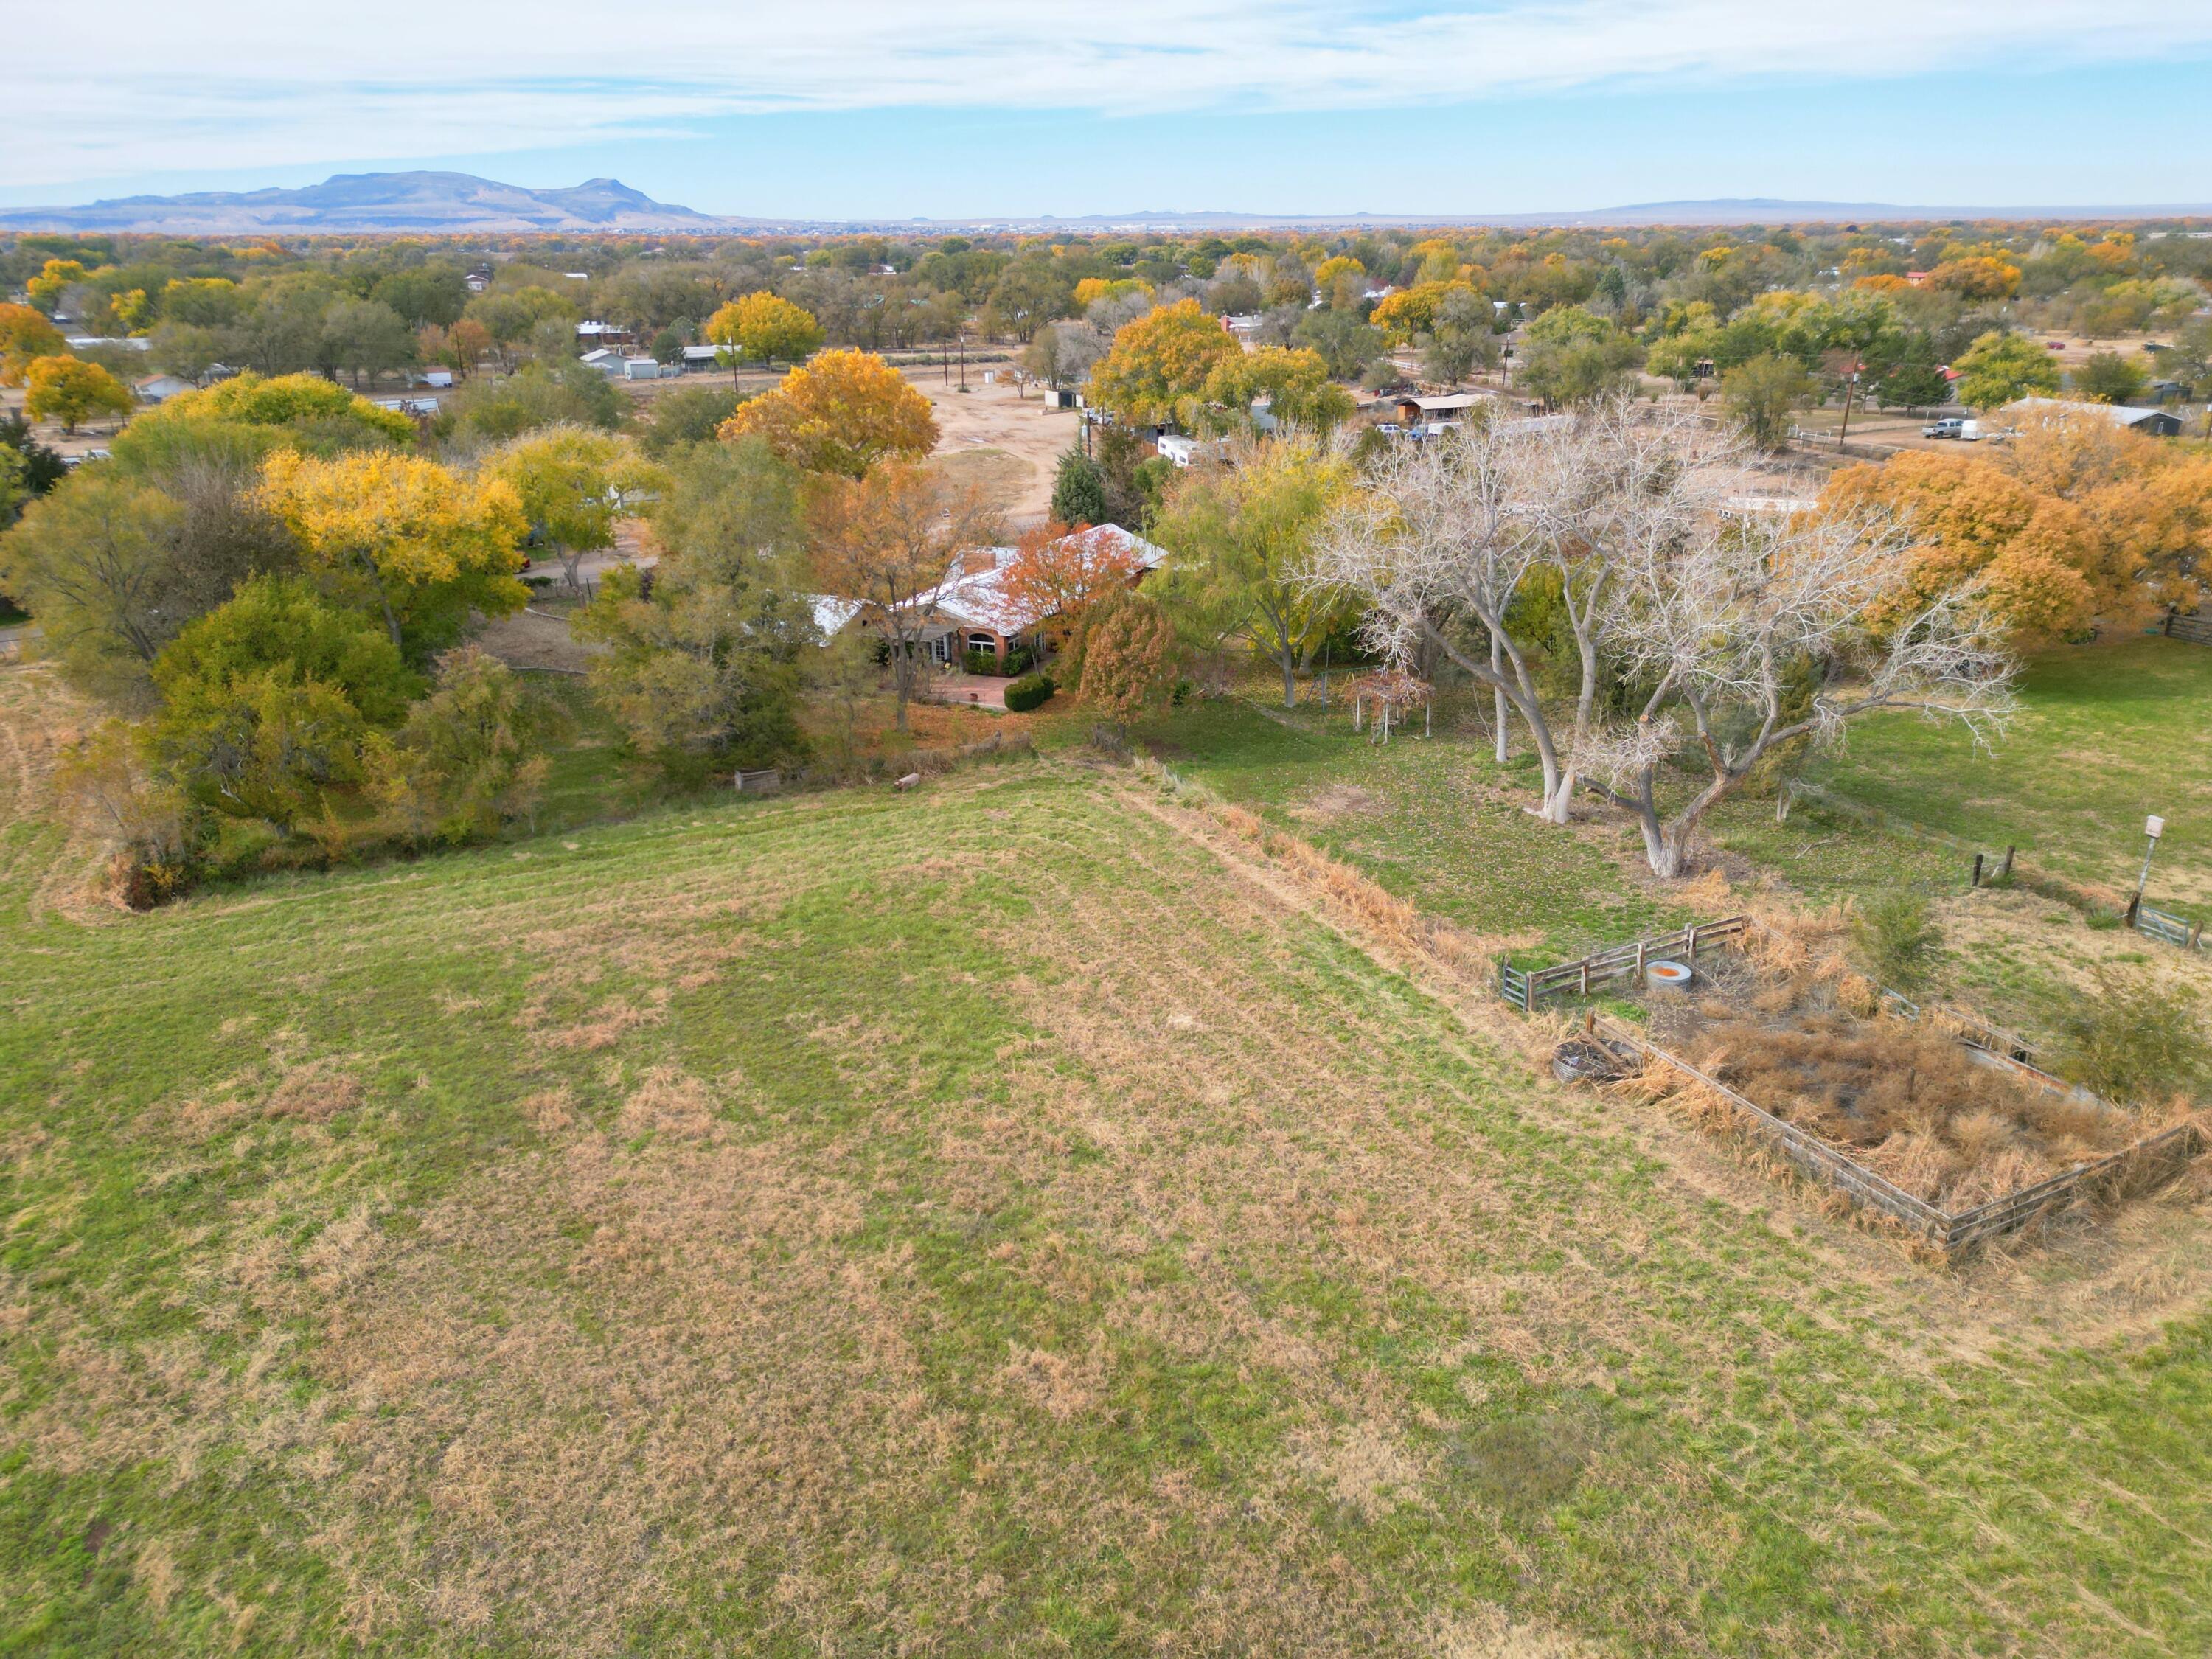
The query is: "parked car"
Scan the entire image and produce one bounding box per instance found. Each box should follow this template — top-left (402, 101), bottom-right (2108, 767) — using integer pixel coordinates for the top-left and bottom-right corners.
top-left (1922, 417), bottom-right (1982, 440)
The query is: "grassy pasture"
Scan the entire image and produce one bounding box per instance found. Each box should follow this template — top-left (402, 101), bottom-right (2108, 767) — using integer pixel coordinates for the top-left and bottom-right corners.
top-left (4, 695), bottom-right (2212, 1654)
top-left (1806, 637), bottom-right (2212, 918)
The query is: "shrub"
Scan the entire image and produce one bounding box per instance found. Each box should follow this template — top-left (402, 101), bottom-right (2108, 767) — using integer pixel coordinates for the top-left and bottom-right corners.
top-left (961, 648), bottom-right (1001, 676)
top-left (1849, 889), bottom-right (1941, 990)
top-left (1004, 672), bottom-right (1055, 712)
top-left (2053, 967), bottom-right (2212, 1105)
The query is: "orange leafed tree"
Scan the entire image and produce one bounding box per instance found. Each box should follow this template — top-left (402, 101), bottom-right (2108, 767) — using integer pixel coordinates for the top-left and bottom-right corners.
top-left (1072, 586), bottom-right (1176, 732)
top-left (998, 521), bottom-right (1145, 643)
top-left (808, 461), bottom-right (999, 728)
top-left (717, 349), bottom-right (936, 478)
top-left (1820, 408), bottom-right (2208, 641)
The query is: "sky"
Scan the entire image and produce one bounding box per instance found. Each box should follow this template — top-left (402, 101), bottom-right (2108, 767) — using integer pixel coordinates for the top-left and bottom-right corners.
top-left (5, 1), bottom-right (2212, 216)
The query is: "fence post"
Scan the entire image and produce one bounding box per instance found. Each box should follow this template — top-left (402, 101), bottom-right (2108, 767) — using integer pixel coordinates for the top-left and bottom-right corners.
top-left (1579, 962), bottom-right (1590, 995)
top-left (2000, 845), bottom-right (2014, 880)
top-left (1635, 940), bottom-right (1647, 977)
top-left (1686, 924), bottom-right (1698, 959)
top-left (1972, 853), bottom-right (1983, 888)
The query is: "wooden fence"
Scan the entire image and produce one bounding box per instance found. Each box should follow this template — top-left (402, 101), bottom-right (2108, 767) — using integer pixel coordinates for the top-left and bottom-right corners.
top-left (2160, 610), bottom-right (2212, 647)
top-left (1592, 1014), bottom-right (2203, 1259)
top-left (1513, 918), bottom-right (2203, 1256)
top-left (1498, 916), bottom-right (1750, 1012)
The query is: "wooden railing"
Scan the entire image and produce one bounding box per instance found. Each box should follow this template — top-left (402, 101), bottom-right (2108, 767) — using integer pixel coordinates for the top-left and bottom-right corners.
top-left (1498, 916), bottom-right (1749, 1012)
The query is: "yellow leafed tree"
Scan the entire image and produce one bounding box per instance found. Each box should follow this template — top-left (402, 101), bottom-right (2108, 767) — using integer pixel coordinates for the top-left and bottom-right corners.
top-left (703, 293), bottom-right (824, 369)
top-left (257, 450), bottom-right (529, 653)
top-left (717, 349), bottom-right (937, 478)
top-left (1085, 299), bottom-right (1240, 425)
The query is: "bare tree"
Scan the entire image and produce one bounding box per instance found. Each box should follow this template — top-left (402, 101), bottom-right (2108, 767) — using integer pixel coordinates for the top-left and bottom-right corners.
top-left (1516, 399), bottom-right (1746, 821)
top-left (1316, 401), bottom-right (2017, 876)
top-left (1578, 509), bottom-right (2017, 877)
top-left (1315, 420), bottom-right (1565, 807)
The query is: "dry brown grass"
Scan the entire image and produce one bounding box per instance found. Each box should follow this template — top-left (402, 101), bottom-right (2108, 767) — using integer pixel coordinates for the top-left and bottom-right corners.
top-left (1652, 947), bottom-right (2171, 1211)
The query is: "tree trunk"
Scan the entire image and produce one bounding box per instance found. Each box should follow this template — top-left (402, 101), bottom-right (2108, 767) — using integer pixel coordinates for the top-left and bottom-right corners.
top-left (1490, 632), bottom-right (1508, 765)
top-left (1280, 647), bottom-right (1297, 710)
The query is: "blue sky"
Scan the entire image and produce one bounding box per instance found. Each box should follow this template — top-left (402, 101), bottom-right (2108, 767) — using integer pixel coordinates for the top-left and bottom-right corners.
top-left (7, 3), bottom-right (2212, 216)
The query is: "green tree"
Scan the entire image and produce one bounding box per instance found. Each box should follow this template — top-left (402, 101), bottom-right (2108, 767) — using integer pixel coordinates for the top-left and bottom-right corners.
top-left (1292, 308), bottom-right (1387, 380)
top-left (1875, 335), bottom-right (1950, 410)
top-left (1194, 347), bottom-right (1354, 435)
top-left (485, 426), bottom-right (664, 591)
top-left (149, 576), bottom-right (418, 825)
top-left (0, 472), bottom-right (187, 698)
top-left (1051, 448), bottom-right (1110, 525)
top-left (2072, 350), bottom-right (2150, 405)
top-left (637, 386), bottom-right (742, 458)
top-left (437, 361), bottom-right (625, 444)
top-left (1148, 433), bottom-right (1352, 709)
top-left (1953, 331), bottom-right (2062, 411)
top-left (1722, 352), bottom-right (1815, 450)
top-left (368, 646), bottom-right (560, 843)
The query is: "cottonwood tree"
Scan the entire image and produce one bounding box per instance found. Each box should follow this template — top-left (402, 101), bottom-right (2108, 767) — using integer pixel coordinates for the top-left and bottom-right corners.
top-left (257, 449), bottom-right (528, 653)
top-left (807, 461), bottom-right (1000, 729)
top-left (717, 349), bottom-right (937, 478)
top-left (703, 293), bottom-right (824, 369)
top-left (1150, 432), bottom-right (1352, 709)
top-left (1336, 400), bottom-right (1728, 821)
top-left (1579, 509), bottom-right (2017, 876)
top-left (25, 358), bottom-right (133, 434)
top-left (485, 426), bottom-right (664, 593)
top-left (1313, 418), bottom-right (1555, 783)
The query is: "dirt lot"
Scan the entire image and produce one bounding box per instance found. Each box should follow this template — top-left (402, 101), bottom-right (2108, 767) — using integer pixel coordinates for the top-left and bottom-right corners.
top-left (902, 367), bottom-right (1081, 521)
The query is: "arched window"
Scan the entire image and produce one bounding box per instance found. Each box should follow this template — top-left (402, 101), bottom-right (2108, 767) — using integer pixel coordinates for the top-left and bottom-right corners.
top-left (967, 632), bottom-right (998, 655)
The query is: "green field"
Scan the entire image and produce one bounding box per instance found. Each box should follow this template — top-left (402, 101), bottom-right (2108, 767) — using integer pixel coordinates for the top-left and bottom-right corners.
top-left (6, 721), bottom-right (2212, 1655)
top-left (1808, 637), bottom-right (2212, 917)
top-left (1135, 694), bottom-right (1688, 959)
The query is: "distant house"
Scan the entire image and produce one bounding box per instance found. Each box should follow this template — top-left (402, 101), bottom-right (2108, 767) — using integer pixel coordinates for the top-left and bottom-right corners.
top-left (579, 347), bottom-right (625, 376)
top-left (810, 524), bottom-right (1170, 669)
top-left (2001, 396), bottom-right (2185, 437)
top-left (574, 320), bottom-right (633, 347)
top-left (133, 372), bottom-right (193, 404)
top-left (621, 357), bottom-right (662, 380)
top-left (678, 344), bottom-right (726, 373)
top-left (1155, 434), bottom-right (1206, 467)
top-left (1390, 392), bottom-right (1490, 432)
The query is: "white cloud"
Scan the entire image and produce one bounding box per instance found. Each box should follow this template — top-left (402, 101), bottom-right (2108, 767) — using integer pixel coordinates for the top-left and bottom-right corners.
top-left (10, 0), bottom-right (2212, 187)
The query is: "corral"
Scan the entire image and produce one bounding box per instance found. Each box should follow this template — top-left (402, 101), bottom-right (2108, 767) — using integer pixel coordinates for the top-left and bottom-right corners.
top-left (1516, 916), bottom-right (2206, 1259)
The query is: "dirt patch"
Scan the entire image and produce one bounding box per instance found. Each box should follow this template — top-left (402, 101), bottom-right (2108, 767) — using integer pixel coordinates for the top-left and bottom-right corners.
top-left (1291, 782), bottom-right (1382, 823)
top-left (905, 369), bottom-right (1078, 521)
top-left (473, 607), bottom-right (601, 676)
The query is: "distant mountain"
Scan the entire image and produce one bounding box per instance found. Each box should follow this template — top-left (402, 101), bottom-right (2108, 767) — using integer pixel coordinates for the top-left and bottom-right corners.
top-left (0, 172), bottom-right (743, 233)
top-left (6, 176), bottom-right (2208, 234)
top-left (978, 198), bottom-right (2212, 229)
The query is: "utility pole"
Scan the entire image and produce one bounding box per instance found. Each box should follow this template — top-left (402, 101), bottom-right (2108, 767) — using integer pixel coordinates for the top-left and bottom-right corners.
top-left (1837, 362), bottom-right (1862, 447)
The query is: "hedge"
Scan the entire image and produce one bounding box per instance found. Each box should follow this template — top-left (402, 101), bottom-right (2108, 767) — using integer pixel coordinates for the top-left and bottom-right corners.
top-left (1004, 672), bottom-right (1056, 712)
